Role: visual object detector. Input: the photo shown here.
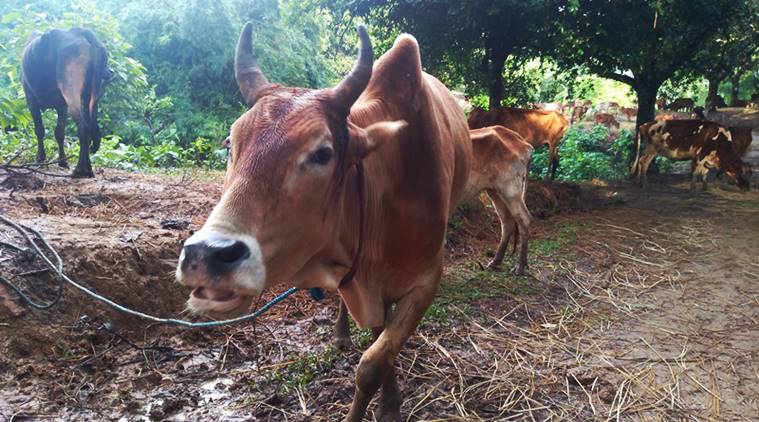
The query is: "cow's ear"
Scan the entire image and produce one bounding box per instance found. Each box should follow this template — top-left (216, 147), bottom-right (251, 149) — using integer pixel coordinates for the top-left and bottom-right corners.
top-left (347, 120), bottom-right (407, 164)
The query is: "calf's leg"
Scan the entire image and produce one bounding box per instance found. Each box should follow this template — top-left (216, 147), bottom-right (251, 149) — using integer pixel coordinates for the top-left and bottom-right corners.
top-left (485, 191), bottom-right (516, 270)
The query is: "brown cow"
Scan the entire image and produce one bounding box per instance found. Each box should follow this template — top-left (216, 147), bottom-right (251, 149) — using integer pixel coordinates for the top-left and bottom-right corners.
top-left (620, 107), bottom-right (637, 121)
top-left (667, 98), bottom-right (695, 112)
top-left (594, 112), bottom-right (620, 129)
top-left (631, 120), bottom-right (751, 191)
top-left (468, 107), bottom-right (568, 180)
top-left (176, 24), bottom-right (474, 421)
top-left (333, 124), bottom-right (533, 350)
top-left (570, 105), bottom-right (587, 124)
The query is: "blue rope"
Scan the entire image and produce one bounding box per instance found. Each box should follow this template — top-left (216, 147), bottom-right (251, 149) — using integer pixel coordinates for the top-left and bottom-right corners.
top-left (0, 214), bottom-right (299, 328)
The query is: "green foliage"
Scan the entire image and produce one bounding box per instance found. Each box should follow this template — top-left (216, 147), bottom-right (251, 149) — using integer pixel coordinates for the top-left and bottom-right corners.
top-left (530, 126), bottom-right (635, 181)
top-left (266, 346), bottom-right (342, 393)
top-left (0, 0), bottom-right (343, 171)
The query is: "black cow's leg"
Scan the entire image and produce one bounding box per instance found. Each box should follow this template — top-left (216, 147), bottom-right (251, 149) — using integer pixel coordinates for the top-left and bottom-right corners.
top-left (29, 106), bottom-right (46, 164)
top-left (333, 299), bottom-right (352, 350)
top-left (90, 104), bottom-right (101, 154)
top-left (72, 116), bottom-right (94, 178)
top-left (54, 107), bottom-right (68, 168)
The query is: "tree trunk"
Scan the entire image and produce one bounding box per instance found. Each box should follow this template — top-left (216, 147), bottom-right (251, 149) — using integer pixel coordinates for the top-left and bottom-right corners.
top-left (487, 49), bottom-right (507, 110)
top-left (705, 77), bottom-right (721, 110)
top-left (632, 84), bottom-right (658, 162)
top-left (730, 73), bottom-right (741, 106)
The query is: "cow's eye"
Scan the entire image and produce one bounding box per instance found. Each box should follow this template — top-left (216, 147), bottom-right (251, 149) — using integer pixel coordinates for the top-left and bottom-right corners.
top-left (309, 146), bottom-right (333, 165)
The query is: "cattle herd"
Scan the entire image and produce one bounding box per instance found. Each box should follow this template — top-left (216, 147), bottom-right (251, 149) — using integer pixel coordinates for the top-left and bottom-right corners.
top-left (15, 23), bottom-right (757, 421)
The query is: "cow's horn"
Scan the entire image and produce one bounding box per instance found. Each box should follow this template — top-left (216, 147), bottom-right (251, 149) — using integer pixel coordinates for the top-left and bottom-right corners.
top-left (235, 22), bottom-right (269, 107)
top-left (331, 25), bottom-right (373, 112)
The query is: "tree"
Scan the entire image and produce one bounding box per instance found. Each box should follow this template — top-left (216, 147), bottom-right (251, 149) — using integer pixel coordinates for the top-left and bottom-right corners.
top-left (338, 0), bottom-right (556, 109)
top-left (555, 0), bottom-right (744, 132)
top-left (687, 1), bottom-right (759, 109)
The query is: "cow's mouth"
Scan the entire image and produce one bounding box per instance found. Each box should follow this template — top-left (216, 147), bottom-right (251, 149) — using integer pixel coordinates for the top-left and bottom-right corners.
top-left (188, 287), bottom-right (251, 314)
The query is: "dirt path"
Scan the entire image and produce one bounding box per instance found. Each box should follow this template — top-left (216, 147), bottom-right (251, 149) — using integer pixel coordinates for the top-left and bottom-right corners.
top-left (0, 170), bottom-right (757, 421)
top-left (570, 181), bottom-right (759, 421)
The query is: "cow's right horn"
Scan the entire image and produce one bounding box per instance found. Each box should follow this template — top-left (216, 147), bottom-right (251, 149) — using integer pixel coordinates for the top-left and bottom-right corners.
top-left (330, 25), bottom-right (373, 113)
top-left (235, 22), bottom-right (269, 107)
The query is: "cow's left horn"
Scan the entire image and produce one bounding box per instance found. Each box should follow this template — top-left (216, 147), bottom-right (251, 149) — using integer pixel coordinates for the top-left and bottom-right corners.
top-left (331, 25), bottom-right (373, 112)
top-left (235, 22), bottom-right (269, 107)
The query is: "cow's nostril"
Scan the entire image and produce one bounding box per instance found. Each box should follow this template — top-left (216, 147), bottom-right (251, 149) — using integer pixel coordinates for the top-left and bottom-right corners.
top-left (213, 240), bottom-right (250, 265)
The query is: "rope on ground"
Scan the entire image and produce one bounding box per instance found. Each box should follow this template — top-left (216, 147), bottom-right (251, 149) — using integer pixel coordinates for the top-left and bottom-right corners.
top-left (0, 213), bottom-right (298, 328)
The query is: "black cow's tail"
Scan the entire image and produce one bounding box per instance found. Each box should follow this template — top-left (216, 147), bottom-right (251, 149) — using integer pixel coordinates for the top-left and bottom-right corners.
top-left (79, 29), bottom-right (107, 125)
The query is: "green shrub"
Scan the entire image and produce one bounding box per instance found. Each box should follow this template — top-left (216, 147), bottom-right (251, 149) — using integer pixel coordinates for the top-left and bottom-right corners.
top-left (530, 126), bottom-right (634, 181)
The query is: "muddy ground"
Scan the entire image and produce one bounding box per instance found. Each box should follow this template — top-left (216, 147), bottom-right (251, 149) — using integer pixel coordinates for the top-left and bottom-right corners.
top-left (0, 166), bottom-right (757, 421)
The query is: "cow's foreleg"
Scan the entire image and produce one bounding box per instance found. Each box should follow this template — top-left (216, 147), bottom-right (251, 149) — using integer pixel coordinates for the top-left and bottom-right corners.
top-left (72, 116), bottom-right (94, 178)
top-left (371, 326), bottom-right (402, 422)
top-left (344, 269), bottom-right (439, 422)
top-left (30, 106), bottom-right (46, 164)
top-left (54, 108), bottom-right (68, 168)
top-left (333, 298), bottom-right (352, 350)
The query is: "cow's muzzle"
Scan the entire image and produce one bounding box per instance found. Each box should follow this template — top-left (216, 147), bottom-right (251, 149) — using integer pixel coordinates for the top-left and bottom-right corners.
top-left (180, 238), bottom-right (250, 275)
top-left (176, 233), bottom-right (266, 315)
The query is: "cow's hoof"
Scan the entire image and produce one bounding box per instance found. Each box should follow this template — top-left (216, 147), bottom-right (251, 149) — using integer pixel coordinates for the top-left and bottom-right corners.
top-left (376, 403), bottom-right (401, 422)
top-left (512, 265), bottom-right (526, 276)
top-left (333, 335), bottom-right (353, 351)
top-left (58, 160), bottom-right (69, 169)
top-left (36, 155), bottom-right (46, 164)
top-left (485, 260), bottom-right (501, 271)
top-left (71, 168), bottom-right (94, 178)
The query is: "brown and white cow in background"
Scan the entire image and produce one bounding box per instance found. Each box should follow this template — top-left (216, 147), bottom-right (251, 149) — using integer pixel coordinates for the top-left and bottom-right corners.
top-left (594, 112), bottom-right (620, 129)
top-left (468, 107), bottom-right (568, 180)
top-left (666, 97), bottom-right (695, 112)
top-left (465, 125), bottom-right (532, 273)
top-left (631, 120), bottom-right (751, 191)
top-left (176, 23), bottom-right (477, 421)
top-left (570, 105), bottom-right (588, 124)
top-left (620, 107), bottom-right (637, 121)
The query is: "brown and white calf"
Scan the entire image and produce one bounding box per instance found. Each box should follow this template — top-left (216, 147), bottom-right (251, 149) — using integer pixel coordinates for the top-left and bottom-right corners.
top-left (176, 23), bottom-right (473, 421)
top-left (468, 107), bottom-right (568, 180)
top-left (465, 125), bottom-right (532, 273)
top-left (631, 120), bottom-right (751, 191)
top-left (594, 112), bottom-right (620, 129)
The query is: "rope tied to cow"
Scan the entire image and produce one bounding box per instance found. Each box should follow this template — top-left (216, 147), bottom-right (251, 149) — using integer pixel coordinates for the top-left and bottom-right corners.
top-left (0, 213), bottom-right (298, 328)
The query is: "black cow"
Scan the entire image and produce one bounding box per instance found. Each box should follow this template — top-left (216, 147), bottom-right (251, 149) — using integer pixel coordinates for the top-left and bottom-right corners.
top-left (21, 28), bottom-right (113, 178)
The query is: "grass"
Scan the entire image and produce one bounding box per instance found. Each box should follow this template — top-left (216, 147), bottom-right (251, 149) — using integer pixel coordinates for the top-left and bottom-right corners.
top-left (423, 220), bottom-right (587, 327)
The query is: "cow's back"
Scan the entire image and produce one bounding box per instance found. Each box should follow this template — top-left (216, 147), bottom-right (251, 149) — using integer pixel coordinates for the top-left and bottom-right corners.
top-left (468, 107), bottom-right (568, 148)
top-left (21, 30), bottom-right (63, 106)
